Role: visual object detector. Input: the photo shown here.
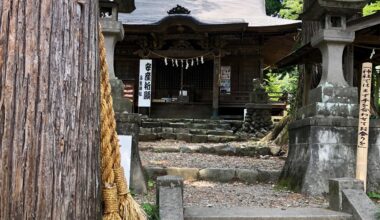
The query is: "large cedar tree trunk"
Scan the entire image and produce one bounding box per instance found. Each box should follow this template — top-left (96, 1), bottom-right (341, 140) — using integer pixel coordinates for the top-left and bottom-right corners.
top-left (0, 1), bottom-right (101, 219)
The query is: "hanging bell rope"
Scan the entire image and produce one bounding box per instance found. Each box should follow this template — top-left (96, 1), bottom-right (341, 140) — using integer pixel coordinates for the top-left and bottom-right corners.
top-left (99, 27), bottom-right (147, 220)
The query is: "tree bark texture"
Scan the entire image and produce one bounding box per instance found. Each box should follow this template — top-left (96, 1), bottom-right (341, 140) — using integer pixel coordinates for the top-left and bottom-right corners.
top-left (0, 1), bottom-right (101, 219)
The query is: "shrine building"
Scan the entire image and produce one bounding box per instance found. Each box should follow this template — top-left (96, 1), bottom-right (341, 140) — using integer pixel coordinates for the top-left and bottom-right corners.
top-left (103, 0), bottom-right (301, 119)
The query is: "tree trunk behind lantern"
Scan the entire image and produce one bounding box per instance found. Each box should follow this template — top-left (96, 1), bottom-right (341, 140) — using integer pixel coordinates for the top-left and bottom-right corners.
top-left (0, 1), bottom-right (101, 219)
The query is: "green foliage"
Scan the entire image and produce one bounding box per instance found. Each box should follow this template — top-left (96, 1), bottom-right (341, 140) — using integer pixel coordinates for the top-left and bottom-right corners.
top-left (279, 0), bottom-right (303, 20)
top-left (147, 179), bottom-right (155, 190)
top-left (368, 191), bottom-right (380, 199)
top-left (142, 203), bottom-right (160, 220)
top-left (266, 0), bottom-right (282, 16)
top-left (264, 67), bottom-right (299, 114)
top-left (363, 1), bottom-right (380, 16)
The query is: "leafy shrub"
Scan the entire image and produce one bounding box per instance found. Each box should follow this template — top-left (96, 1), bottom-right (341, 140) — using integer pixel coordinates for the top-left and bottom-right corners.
top-left (363, 1), bottom-right (380, 16)
top-left (142, 203), bottom-right (160, 220)
top-left (368, 191), bottom-right (380, 199)
top-left (264, 67), bottom-right (298, 113)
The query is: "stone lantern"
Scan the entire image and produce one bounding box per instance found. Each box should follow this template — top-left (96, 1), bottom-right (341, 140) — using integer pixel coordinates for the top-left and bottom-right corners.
top-left (303, 0), bottom-right (368, 104)
top-left (280, 0), bottom-right (370, 195)
top-left (100, 0), bottom-right (132, 113)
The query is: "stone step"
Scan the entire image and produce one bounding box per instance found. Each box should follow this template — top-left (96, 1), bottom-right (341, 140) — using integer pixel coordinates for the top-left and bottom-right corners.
top-left (184, 207), bottom-right (351, 220)
top-left (139, 133), bottom-right (242, 143)
top-left (141, 121), bottom-right (234, 130)
top-left (140, 127), bottom-right (235, 136)
top-left (142, 117), bottom-right (243, 125)
top-left (144, 166), bottom-right (280, 184)
top-left (140, 142), bottom-right (282, 157)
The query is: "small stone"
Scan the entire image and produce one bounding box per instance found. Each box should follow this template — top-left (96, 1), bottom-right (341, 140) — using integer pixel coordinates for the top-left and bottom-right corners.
top-left (236, 169), bottom-right (259, 184)
top-left (256, 132), bottom-right (265, 138)
top-left (179, 146), bottom-right (192, 153)
top-left (214, 144), bottom-right (236, 155)
top-left (260, 155), bottom-right (271, 159)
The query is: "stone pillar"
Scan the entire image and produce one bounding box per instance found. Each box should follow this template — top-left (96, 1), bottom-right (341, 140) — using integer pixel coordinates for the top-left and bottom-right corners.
top-left (212, 54), bottom-right (221, 119)
top-left (101, 19), bottom-right (132, 113)
top-left (116, 113), bottom-right (147, 194)
top-left (157, 176), bottom-right (184, 220)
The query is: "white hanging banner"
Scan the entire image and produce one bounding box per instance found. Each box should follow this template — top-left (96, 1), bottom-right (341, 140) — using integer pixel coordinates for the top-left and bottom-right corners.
top-left (138, 59), bottom-right (152, 107)
top-left (119, 135), bottom-right (133, 187)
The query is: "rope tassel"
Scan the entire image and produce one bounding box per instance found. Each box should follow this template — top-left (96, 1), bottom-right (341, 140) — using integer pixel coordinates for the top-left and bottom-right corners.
top-left (115, 167), bottom-right (147, 220)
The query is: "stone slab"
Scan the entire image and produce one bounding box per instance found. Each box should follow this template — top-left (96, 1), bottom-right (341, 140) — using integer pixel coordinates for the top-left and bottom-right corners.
top-left (191, 135), bottom-right (208, 143)
top-left (139, 134), bottom-right (159, 141)
top-left (176, 133), bottom-right (193, 142)
top-left (144, 167), bottom-right (167, 180)
top-left (169, 122), bottom-right (188, 128)
top-left (141, 121), bottom-right (161, 128)
top-left (199, 168), bottom-right (236, 182)
top-left (166, 167), bottom-right (199, 181)
top-left (257, 169), bottom-right (280, 183)
top-left (174, 128), bottom-right (190, 134)
top-left (159, 133), bottom-right (176, 140)
top-left (342, 189), bottom-right (378, 220)
top-left (184, 207), bottom-right (351, 220)
top-left (329, 178), bottom-right (364, 211)
top-left (207, 130), bottom-right (234, 136)
top-left (236, 169), bottom-right (259, 184)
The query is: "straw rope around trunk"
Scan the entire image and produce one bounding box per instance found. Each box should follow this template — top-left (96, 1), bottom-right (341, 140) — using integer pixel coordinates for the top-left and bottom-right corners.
top-left (99, 28), bottom-right (146, 220)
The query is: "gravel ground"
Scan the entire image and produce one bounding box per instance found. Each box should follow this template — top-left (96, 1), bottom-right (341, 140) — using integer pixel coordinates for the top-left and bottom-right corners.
top-left (136, 140), bottom-right (327, 209)
top-left (134, 181), bottom-right (328, 209)
top-left (140, 151), bottom-right (285, 170)
top-left (184, 181), bottom-right (328, 208)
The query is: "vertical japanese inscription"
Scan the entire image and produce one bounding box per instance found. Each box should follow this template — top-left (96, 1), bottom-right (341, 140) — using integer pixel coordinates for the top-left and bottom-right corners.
top-left (138, 59), bottom-right (152, 107)
top-left (356, 62), bottom-right (372, 190)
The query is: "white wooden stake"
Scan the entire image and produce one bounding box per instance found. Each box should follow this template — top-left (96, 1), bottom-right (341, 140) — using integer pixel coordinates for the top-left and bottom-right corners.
top-left (356, 62), bottom-right (373, 191)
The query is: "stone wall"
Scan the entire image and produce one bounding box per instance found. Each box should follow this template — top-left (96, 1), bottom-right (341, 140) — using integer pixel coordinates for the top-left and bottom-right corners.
top-left (242, 106), bottom-right (273, 138)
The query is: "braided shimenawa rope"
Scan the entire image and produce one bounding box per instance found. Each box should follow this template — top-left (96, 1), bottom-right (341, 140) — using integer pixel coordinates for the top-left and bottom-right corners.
top-left (100, 29), bottom-right (121, 220)
top-left (99, 29), bottom-right (146, 220)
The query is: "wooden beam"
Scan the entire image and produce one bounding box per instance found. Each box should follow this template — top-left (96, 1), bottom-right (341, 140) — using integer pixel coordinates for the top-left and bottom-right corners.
top-left (354, 34), bottom-right (380, 45)
top-left (212, 53), bottom-right (221, 118)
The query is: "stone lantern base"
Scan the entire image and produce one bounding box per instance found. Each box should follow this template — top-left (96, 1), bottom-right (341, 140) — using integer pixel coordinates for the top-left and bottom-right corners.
top-left (280, 114), bottom-right (380, 195)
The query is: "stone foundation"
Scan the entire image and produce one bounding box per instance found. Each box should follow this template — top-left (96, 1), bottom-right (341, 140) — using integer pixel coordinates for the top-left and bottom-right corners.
top-left (281, 117), bottom-right (380, 195)
top-left (242, 104), bottom-right (273, 138)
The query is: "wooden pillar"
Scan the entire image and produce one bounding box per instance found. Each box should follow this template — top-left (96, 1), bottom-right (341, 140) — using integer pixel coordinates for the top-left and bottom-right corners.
top-left (212, 54), bottom-right (221, 118)
top-left (0, 1), bottom-right (101, 219)
top-left (259, 58), bottom-right (264, 82)
top-left (344, 45), bottom-right (354, 86)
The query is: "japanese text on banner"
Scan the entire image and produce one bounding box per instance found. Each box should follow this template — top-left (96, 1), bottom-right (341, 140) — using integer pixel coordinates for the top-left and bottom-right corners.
top-left (138, 59), bottom-right (152, 107)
